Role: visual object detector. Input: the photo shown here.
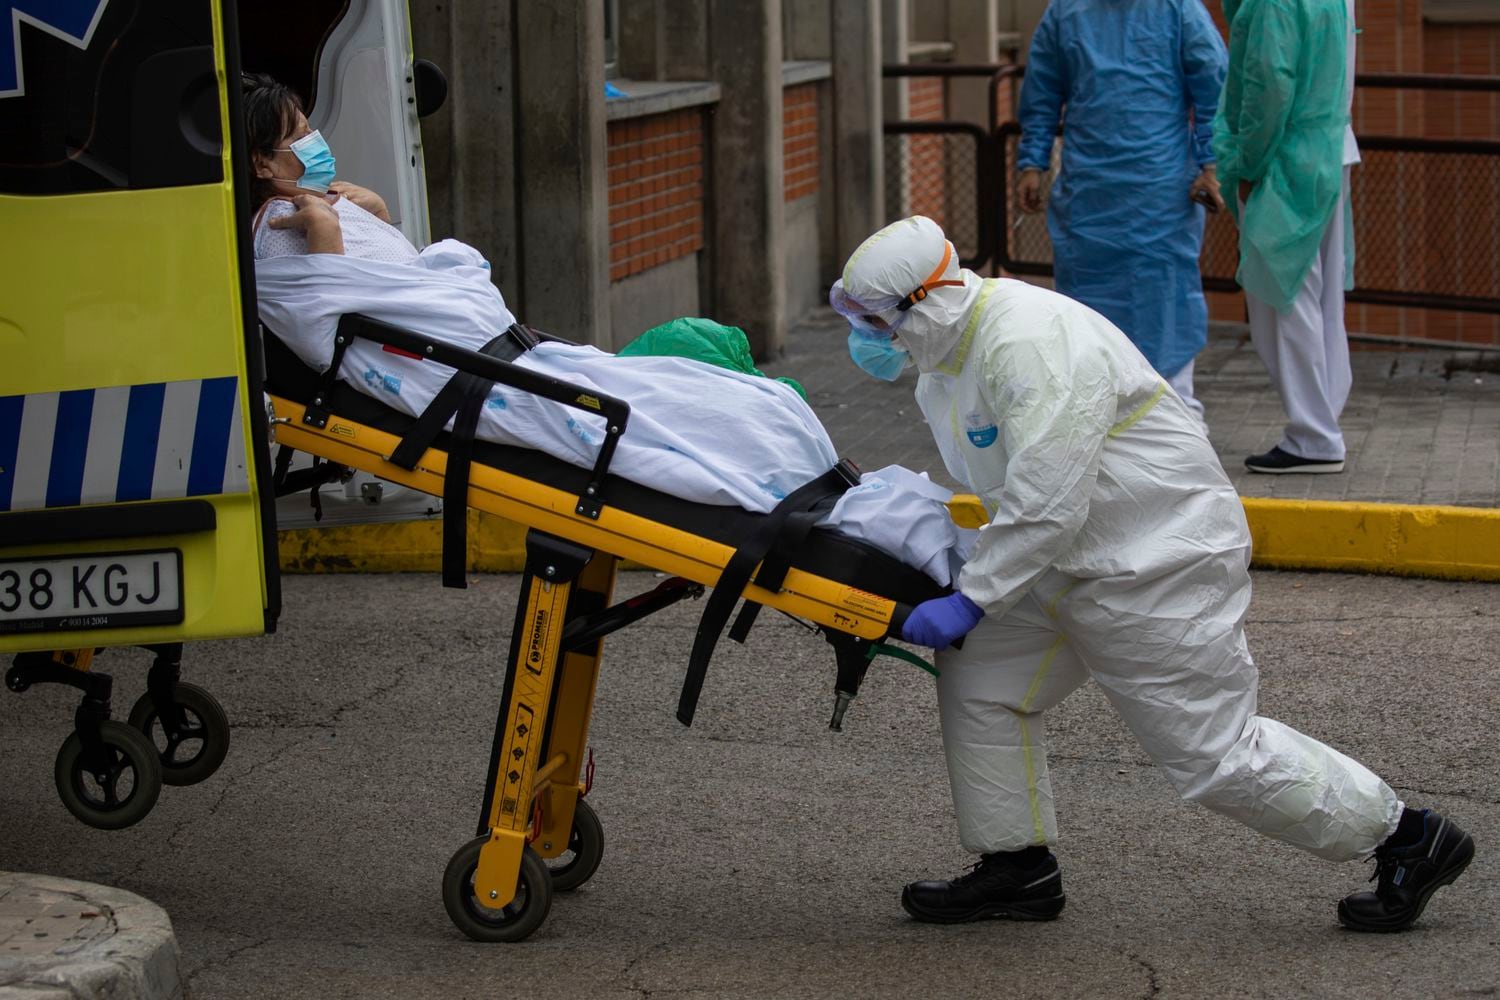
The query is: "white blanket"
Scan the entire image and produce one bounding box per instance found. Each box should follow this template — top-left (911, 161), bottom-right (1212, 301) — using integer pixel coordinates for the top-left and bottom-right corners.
top-left (256, 244), bottom-right (975, 584)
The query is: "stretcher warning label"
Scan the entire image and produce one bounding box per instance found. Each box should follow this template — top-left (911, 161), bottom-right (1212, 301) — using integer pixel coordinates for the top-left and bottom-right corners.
top-left (840, 588), bottom-right (892, 617)
top-left (499, 706), bottom-right (536, 820)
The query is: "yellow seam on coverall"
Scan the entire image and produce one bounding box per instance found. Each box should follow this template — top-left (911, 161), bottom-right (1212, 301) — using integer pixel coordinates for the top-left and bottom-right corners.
top-left (1044, 581), bottom-right (1078, 619)
top-left (842, 224), bottom-right (905, 285)
top-left (1016, 716), bottom-right (1046, 843)
top-left (943, 280), bottom-right (1000, 465)
top-left (936, 278), bottom-right (998, 377)
top-left (1108, 381), bottom-right (1167, 438)
top-left (1018, 634), bottom-right (1068, 844)
top-left (1015, 585), bottom-right (1077, 843)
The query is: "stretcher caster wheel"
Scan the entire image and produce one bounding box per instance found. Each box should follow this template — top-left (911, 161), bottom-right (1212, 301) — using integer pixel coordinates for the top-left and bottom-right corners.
top-left (545, 799), bottom-right (604, 892)
top-left (127, 682), bottom-right (230, 786)
top-left (54, 721), bottom-right (163, 830)
top-left (442, 838), bottom-right (552, 942)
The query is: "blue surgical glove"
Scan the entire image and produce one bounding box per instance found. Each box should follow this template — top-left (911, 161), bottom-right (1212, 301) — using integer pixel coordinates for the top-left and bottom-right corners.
top-left (901, 592), bottom-right (984, 650)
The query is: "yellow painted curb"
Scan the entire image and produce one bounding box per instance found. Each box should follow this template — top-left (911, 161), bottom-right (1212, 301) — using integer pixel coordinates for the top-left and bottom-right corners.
top-left (279, 510), bottom-right (528, 573)
top-left (1239, 497), bottom-right (1500, 581)
top-left (280, 496), bottom-right (1500, 582)
top-left (946, 494), bottom-right (1500, 582)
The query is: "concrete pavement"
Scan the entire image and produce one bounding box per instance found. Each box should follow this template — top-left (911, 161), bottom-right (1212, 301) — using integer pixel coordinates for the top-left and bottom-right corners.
top-left (0, 571), bottom-right (1495, 999)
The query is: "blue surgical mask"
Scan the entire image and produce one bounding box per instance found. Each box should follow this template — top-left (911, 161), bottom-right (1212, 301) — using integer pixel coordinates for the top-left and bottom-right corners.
top-left (848, 328), bottom-right (911, 382)
top-left (284, 130), bottom-right (337, 194)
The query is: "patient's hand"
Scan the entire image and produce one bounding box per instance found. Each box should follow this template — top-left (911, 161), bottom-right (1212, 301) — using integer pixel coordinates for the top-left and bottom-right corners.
top-left (329, 181), bottom-right (392, 223)
top-left (268, 193), bottom-right (345, 255)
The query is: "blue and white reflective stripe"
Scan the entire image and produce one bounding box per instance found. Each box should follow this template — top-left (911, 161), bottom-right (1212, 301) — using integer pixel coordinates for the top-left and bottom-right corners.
top-left (0, 377), bottom-right (248, 513)
top-left (117, 382), bottom-right (165, 502)
top-left (79, 383), bottom-right (131, 504)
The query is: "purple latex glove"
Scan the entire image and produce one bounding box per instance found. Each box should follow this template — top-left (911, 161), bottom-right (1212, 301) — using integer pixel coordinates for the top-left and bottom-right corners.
top-left (901, 592), bottom-right (984, 650)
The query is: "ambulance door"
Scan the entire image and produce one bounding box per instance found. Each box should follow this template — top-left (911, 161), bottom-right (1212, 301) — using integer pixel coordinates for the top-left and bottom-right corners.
top-left (0, 0), bottom-right (279, 650)
top-left (311, 0), bottom-right (435, 246)
top-left (239, 0), bottom-right (444, 527)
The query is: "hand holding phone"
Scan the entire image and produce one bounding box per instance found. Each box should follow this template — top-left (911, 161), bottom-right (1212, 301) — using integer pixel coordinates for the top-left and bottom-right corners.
top-left (1188, 167), bottom-right (1226, 215)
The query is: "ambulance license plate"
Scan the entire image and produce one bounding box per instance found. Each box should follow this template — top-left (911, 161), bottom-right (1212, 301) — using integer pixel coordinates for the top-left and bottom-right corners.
top-left (0, 550), bottom-right (183, 634)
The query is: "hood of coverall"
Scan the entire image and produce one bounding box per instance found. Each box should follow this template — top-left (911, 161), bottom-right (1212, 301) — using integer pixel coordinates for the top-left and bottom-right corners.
top-left (841, 216), bottom-right (984, 374)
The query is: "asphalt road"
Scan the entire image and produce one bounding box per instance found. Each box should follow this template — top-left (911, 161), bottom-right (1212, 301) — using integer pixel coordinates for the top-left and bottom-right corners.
top-left (1, 570), bottom-right (1495, 999)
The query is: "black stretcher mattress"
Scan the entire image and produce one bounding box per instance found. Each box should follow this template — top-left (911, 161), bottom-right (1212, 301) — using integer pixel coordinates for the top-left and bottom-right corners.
top-left (264, 335), bottom-right (951, 609)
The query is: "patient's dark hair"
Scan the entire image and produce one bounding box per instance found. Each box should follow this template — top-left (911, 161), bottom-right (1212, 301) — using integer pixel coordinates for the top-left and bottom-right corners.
top-left (241, 72), bottom-right (304, 208)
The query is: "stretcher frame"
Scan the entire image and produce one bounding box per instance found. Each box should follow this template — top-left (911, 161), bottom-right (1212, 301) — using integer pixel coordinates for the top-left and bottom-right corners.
top-left (267, 315), bottom-right (932, 941)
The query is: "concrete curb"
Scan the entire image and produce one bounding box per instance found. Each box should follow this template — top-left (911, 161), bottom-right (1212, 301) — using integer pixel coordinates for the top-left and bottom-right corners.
top-left (278, 510), bottom-right (525, 574)
top-left (278, 497), bottom-right (1500, 582)
top-left (1239, 497), bottom-right (1500, 581)
top-left (0, 873), bottom-right (181, 1000)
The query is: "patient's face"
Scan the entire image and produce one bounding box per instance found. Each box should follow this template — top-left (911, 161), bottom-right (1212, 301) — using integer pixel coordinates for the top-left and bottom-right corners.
top-left (254, 111), bottom-right (316, 190)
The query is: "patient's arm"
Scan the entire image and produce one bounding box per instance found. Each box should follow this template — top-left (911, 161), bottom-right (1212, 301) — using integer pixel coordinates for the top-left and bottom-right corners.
top-left (268, 193), bottom-right (345, 255)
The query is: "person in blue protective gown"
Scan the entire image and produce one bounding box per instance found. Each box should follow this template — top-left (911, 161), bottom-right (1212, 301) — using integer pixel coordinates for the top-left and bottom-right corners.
top-left (1016, 0), bottom-right (1227, 418)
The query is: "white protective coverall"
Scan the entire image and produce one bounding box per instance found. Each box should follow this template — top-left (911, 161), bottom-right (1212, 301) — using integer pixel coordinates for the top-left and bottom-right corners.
top-left (843, 216), bottom-right (1401, 860)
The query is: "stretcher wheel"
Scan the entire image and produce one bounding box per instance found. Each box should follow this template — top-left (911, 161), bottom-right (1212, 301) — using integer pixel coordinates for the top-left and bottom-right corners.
top-left (442, 838), bottom-right (553, 942)
top-left (53, 721), bottom-right (163, 830)
top-left (546, 799), bottom-right (604, 892)
top-left (127, 682), bottom-right (231, 787)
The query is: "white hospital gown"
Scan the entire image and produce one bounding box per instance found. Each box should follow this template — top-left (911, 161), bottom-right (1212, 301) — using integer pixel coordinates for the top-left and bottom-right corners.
top-left (254, 196), bottom-right (419, 264)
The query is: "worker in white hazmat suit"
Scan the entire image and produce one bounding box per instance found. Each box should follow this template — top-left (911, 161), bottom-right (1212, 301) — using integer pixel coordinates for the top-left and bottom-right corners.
top-left (831, 216), bottom-right (1473, 932)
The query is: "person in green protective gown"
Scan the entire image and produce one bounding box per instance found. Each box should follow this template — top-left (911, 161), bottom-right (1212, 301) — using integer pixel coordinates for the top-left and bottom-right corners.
top-left (1214, 0), bottom-right (1360, 474)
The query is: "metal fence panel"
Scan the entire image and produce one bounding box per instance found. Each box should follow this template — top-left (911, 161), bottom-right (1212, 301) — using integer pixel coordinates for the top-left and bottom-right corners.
top-left (882, 125), bottom-right (989, 267)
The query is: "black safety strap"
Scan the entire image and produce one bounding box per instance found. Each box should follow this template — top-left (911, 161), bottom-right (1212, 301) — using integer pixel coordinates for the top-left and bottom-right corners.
top-left (362, 326), bottom-right (532, 589)
top-left (725, 496), bottom-right (838, 644)
top-left (272, 444), bottom-right (294, 490)
top-left (302, 333), bottom-right (356, 429)
top-left (387, 325), bottom-right (533, 471)
top-left (441, 375), bottom-right (488, 588)
top-left (676, 460), bottom-right (861, 726)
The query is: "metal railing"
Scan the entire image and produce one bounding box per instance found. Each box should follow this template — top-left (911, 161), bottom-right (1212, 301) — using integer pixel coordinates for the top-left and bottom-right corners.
top-left (881, 65), bottom-right (1019, 270)
top-left (884, 67), bottom-right (1500, 317)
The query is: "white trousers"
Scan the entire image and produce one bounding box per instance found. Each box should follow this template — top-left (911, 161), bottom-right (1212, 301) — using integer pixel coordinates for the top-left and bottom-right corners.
top-left (934, 558), bottom-right (1402, 862)
top-left (1244, 169), bottom-right (1354, 462)
top-left (1167, 359), bottom-right (1205, 419)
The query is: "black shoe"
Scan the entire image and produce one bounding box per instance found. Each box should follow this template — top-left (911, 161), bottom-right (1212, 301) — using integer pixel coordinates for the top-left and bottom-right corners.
top-left (1245, 446), bottom-right (1345, 474)
top-left (901, 847), bottom-right (1065, 923)
top-left (1338, 809), bottom-right (1474, 933)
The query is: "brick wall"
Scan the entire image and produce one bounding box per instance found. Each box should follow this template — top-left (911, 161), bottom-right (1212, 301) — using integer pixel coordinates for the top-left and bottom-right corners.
top-left (783, 84), bottom-right (820, 202)
top-left (908, 77), bottom-right (948, 227)
top-left (606, 109), bottom-right (706, 283)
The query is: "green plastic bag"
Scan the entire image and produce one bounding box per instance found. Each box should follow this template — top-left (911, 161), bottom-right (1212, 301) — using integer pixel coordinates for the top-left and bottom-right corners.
top-left (618, 317), bottom-right (808, 400)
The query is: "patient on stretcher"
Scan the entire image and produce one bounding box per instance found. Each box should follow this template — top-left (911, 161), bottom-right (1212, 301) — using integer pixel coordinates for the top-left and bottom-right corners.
top-left (243, 73), bottom-right (973, 585)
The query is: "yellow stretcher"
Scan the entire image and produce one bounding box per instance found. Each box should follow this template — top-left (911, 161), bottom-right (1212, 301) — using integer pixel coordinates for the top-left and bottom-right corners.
top-left (264, 314), bottom-right (949, 942)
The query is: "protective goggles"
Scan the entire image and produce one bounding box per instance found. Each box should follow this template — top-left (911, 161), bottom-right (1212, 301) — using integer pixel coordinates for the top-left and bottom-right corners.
top-left (829, 240), bottom-right (964, 334)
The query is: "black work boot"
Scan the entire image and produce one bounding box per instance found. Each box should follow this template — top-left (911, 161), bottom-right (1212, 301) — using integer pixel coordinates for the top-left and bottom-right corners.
top-left (1338, 808), bottom-right (1474, 933)
top-left (901, 846), bottom-right (1065, 923)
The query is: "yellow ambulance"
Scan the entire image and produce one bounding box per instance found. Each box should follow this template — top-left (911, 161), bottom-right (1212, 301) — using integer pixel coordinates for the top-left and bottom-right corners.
top-left (0, 0), bottom-right (440, 828)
